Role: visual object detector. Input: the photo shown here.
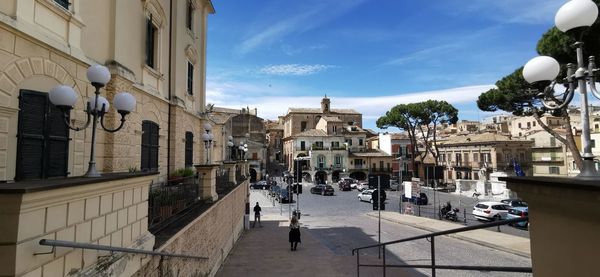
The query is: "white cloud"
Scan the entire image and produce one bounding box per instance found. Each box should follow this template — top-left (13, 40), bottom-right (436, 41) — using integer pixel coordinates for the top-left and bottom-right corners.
top-left (207, 84), bottom-right (496, 126)
top-left (235, 0), bottom-right (366, 55)
top-left (260, 64), bottom-right (334, 76)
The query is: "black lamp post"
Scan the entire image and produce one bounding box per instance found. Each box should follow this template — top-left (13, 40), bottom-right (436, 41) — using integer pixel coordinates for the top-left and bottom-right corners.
top-left (522, 0), bottom-right (599, 177)
top-left (49, 64), bottom-right (136, 177)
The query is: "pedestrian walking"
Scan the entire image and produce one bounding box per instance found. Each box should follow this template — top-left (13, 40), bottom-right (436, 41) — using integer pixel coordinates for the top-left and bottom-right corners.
top-left (253, 202), bottom-right (262, 227)
top-left (289, 215), bottom-right (301, 251)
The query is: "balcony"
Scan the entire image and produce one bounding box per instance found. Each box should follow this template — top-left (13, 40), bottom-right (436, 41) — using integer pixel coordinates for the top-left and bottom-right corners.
top-left (532, 156), bottom-right (564, 163)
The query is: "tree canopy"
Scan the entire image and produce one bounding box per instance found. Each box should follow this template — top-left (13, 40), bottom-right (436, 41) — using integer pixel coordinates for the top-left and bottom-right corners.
top-left (476, 0), bottom-right (600, 170)
top-left (377, 100), bottom-right (458, 171)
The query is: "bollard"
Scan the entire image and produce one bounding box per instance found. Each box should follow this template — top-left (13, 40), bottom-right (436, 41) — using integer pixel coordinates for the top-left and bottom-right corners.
top-left (464, 209), bottom-right (467, 225)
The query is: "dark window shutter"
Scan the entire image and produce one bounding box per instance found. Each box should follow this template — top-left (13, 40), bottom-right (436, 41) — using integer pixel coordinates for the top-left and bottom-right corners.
top-left (46, 104), bottom-right (69, 177)
top-left (141, 121), bottom-right (150, 171)
top-left (17, 90), bottom-right (69, 180)
top-left (145, 15), bottom-right (155, 68)
top-left (185, 132), bottom-right (193, 167)
top-left (187, 62), bottom-right (193, 95)
top-left (186, 1), bottom-right (193, 30)
top-left (141, 121), bottom-right (159, 171)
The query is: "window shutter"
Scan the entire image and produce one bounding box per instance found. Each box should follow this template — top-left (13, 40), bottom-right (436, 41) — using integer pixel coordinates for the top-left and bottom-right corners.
top-left (185, 132), bottom-right (193, 167)
top-left (17, 91), bottom-right (47, 179)
top-left (145, 15), bottom-right (154, 68)
top-left (46, 103), bottom-right (69, 177)
top-left (187, 63), bottom-right (193, 95)
top-left (141, 122), bottom-right (150, 170)
top-left (150, 123), bottom-right (159, 170)
top-left (17, 90), bottom-right (69, 180)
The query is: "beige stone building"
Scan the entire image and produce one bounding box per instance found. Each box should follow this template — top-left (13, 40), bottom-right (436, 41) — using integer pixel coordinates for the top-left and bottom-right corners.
top-left (437, 132), bottom-right (533, 182)
top-left (281, 96), bottom-right (393, 183)
top-left (0, 1), bottom-right (252, 277)
top-left (526, 129), bottom-right (569, 177)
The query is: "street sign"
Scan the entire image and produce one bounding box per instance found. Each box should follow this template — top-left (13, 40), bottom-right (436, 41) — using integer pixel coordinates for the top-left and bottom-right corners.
top-left (404, 181), bottom-right (412, 198)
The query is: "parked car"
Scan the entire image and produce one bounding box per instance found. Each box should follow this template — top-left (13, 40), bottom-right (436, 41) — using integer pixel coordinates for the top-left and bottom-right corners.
top-left (500, 198), bottom-right (528, 207)
top-left (310, 184), bottom-right (335, 196)
top-left (250, 180), bottom-right (270, 190)
top-left (338, 181), bottom-right (351, 191)
top-left (357, 189), bottom-right (386, 203)
top-left (269, 185), bottom-right (281, 197)
top-left (506, 207), bottom-right (529, 229)
top-left (472, 201), bottom-right (511, 221)
top-left (389, 181), bottom-right (400, 191)
top-left (356, 181), bottom-right (368, 192)
top-left (401, 192), bottom-right (428, 205)
top-left (337, 178), bottom-right (356, 191)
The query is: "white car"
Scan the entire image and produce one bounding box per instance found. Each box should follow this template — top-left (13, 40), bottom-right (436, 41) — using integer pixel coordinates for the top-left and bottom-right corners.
top-left (357, 189), bottom-right (374, 203)
top-left (356, 182), bottom-right (366, 192)
top-left (473, 201), bottom-right (511, 221)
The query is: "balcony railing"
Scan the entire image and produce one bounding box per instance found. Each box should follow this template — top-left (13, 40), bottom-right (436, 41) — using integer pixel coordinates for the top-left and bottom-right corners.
top-left (148, 175), bottom-right (199, 232)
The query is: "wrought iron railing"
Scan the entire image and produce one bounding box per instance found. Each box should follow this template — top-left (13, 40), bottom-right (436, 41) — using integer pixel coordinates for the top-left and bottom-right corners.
top-left (216, 166), bottom-right (236, 196)
top-left (148, 175), bottom-right (199, 232)
top-left (351, 217), bottom-right (531, 277)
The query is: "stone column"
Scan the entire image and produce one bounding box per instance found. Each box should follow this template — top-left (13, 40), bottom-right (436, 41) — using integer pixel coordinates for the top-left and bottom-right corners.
top-left (222, 161), bottom-right (236, 183)
top-left (195, 164), bottom-right (219, 202)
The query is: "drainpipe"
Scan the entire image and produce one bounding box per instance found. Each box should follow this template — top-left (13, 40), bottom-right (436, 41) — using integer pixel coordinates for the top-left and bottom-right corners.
top-left (166, 0), bottom-right (173, 177)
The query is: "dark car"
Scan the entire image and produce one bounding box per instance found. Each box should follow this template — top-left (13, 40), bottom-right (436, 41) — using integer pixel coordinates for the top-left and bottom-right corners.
top-left (310, 184), bottom-right (335, 196)
top-left (250, 180), bottom-right (270, 190)
top-left (338, 181), bottom-right (351, 191)
top-left (402, 192), bottom-right (428, 205)
top-left (500, 198), bottom-right (528, 207)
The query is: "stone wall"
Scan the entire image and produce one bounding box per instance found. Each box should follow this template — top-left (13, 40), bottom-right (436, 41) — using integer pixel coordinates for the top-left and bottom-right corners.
top-left (0, 174), bottom-right (156, 277)
top-left (135, 180), bottom-right (248, 277)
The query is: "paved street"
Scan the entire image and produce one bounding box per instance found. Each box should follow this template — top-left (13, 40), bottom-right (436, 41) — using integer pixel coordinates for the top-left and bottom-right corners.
top-left (391, 186), bottom-right (530, 238)
top-left (250, 182), bottom-right (532, 277)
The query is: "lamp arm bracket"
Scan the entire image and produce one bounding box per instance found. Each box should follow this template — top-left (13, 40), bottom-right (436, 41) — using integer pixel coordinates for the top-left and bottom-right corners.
top-left (64, 102), bottom-right (93, 131)
top-left (100, 111), bottom-right (127, 133)
top-left (541, 81), bottom-right (573, 110)
top-left (588, 56), bottom-right (600, 100)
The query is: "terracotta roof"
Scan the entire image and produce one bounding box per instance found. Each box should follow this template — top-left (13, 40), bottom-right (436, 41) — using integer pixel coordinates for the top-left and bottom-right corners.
top-left (440, 132), bottom-right (528, 145)
top-left (293, 129), bottom-right (328, 137)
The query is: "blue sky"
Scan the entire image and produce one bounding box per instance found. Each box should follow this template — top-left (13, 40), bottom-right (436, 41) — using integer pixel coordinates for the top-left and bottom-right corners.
top-left (206, 0), bottom-right (567, 131)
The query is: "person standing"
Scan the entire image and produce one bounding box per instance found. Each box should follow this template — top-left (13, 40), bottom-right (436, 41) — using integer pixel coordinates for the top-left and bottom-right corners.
top-left (253, 202), bottom-right (262, 227)
top-left (289, 215), bottom-right (301, 251)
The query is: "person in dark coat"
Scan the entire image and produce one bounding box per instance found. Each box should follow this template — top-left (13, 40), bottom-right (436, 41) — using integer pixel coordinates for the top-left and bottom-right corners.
top-left (289, 215), bottom-right (301, 251)
top-left (253, 202), bottom-right (262, 227)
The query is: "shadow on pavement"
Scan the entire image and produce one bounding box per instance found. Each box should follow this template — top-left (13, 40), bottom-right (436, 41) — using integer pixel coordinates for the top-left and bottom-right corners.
top-left (217, 219), bottom-right (426, 277)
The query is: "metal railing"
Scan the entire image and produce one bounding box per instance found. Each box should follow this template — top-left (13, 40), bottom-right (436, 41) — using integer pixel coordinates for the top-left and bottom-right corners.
top-left (148, 175), bottom-right (199, 232)
top-left (38, 239), bottom-right (207, 260)
top-left (351, 217), bottom-right (531, 276)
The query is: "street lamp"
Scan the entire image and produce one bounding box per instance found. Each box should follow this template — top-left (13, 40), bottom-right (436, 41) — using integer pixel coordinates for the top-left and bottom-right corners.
top-left (202, 123), bottom-right (214, 164)
top-left (49, 64), bottom-right (136, 177)
top-left (522, 0), bottom-right (599, 177)
top-left (227, 135), bottom-right (234, 161)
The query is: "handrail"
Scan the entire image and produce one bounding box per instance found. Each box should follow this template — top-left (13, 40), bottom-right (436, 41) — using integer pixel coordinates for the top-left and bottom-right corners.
top-left (351, 217), bottom-right (531, 276)
top-left (352, 217), bottom-right (527, 253)
top-left (39, 239), bottom-right (208, 260)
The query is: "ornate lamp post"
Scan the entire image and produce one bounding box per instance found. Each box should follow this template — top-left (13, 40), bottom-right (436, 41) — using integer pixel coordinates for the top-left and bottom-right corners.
top-left (227, 136), bottom-right (234, 161)
top-left (522, 0), bottom-right (599, 177)
top-left (202, 123), bottom-right (214, 164)
top-left (49, 64), bottom-right (136, 177)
